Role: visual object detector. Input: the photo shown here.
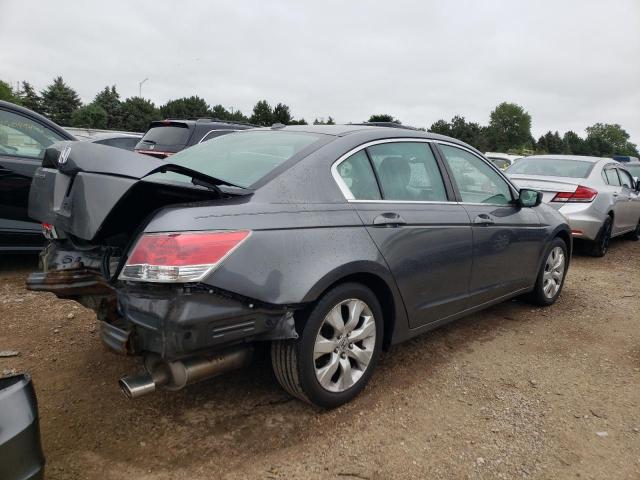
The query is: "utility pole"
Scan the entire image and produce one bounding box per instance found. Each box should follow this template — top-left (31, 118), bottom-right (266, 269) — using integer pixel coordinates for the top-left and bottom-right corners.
top-left (138, 78), bottom-right (148, 97)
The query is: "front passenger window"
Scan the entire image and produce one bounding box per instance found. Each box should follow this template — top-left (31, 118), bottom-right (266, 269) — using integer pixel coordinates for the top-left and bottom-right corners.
top-left (439, 145), bottom-right (512, 205)
top-left (0, 109), bottom-right (65, 159)
top-left (618, 169), bottom-right (633, 188)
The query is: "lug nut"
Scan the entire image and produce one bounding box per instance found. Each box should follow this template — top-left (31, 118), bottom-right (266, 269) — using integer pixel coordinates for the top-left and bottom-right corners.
top-left (334, 349), bottom-right (338, 354)
top-left (349, 343), bottom-right (353, 349)
top-left (340, 353), bottom-right (347, 359)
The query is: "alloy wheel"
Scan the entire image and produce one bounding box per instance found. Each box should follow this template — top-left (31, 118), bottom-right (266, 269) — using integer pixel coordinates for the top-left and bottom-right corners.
top-left (542, 246), bottom-right (565, 299)
top-left (313, 299), bottom-right (376, 392)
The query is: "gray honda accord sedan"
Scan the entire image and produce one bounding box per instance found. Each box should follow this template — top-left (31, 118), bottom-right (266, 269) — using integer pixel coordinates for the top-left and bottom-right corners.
top-left (27, 125), bottom-right (571, 408)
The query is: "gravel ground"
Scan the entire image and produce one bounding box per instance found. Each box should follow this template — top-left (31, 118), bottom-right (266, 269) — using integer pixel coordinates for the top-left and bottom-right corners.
top-left (1, 239), bottom-right (639, 480)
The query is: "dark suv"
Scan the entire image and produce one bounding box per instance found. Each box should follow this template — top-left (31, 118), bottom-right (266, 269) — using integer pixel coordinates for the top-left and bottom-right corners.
top-left (134, 118), bottom-right (255, 159)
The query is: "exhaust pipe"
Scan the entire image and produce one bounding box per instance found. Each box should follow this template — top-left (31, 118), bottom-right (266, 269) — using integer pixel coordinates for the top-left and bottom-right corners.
top-left (119, 346), bottom-right (252, 399)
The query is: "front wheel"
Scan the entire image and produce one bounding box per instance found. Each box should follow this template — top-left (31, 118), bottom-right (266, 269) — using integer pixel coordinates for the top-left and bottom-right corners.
top-left (271, 283), bottom-right (383, 409)
top-left (527, 237), bottom-right (568, 306)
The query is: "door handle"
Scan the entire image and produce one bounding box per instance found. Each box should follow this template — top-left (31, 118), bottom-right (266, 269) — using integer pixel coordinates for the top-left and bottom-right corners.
top-left (473, 214), bottom-right (495, 225)
top-left (373, 212), bottom-right (406, 227)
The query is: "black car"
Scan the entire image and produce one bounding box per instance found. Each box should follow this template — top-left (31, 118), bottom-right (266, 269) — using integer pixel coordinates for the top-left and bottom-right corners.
top-left (134, 118), bottom-right (255, 159)
top-left (27, 125), bottom-right (571, 408)
top-left (0, 100), bottom-right (75, 252)
top-left (87, 132), bottom-right (143, 151)
top-left (0, 373), bottom-right (45, 480)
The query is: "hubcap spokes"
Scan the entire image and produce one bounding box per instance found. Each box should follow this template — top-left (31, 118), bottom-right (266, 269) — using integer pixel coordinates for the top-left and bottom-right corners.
top-left (314, 299), bottom-right (376, 392)
top-left (542, 246), bottom-right (565, 298)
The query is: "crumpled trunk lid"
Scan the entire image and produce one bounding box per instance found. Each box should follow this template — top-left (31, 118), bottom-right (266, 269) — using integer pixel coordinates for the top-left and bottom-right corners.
top-left (29, 141), bottom-right (221, 243)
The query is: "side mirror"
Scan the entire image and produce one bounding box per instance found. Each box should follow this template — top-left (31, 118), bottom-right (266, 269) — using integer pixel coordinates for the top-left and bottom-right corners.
top-left (519, 188), bottom-right (542, 207)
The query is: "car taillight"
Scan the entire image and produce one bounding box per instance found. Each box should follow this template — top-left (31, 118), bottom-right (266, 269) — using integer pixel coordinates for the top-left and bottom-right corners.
top-left (119, 230), bottom-right (250, 283)
top-left (551, 185), bottom-right (597, 203)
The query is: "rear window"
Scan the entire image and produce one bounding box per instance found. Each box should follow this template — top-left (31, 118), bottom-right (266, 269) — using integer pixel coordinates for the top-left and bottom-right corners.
top-left (507, 158), bottom-right (593, 178)
top-left (139, 124), bottom-right (191, 146)
top-left (160, 130), bottom-right (322, 188)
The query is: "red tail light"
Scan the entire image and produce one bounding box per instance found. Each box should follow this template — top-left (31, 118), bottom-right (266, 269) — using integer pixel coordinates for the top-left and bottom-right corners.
top-left (120, 230), bottom-right (250, 282)
top-left (551, 185), bottom-right (597, 203)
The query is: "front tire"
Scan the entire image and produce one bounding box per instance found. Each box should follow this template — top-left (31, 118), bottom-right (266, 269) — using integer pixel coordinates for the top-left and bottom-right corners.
top-left (527, 237), bottom-right (568, 306)
top-left (271, 283), bottom-right (383, 409)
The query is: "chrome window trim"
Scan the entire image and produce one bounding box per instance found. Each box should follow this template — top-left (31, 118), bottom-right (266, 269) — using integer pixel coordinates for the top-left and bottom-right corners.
top-left (330, 137), bottom-right (518, 207)
top-left (198, 129), bottom-right (238, 144)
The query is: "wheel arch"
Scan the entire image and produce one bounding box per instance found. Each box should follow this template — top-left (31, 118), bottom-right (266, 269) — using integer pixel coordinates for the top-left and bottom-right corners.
top-left (301, 262), bottom-right (405, 350)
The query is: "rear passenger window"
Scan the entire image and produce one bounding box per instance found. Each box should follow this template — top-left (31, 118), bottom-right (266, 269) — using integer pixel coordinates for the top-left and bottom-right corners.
top-left (336, 150), bottom-right (381, 200)
top-left (603, 168), bottom-right (621, 186)
top-left (367, 142), bottom-right (448, 201)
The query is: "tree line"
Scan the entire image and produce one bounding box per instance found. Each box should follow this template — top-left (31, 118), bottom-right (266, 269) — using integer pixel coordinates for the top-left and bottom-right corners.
top-left (1, 77), bottom-right (637, 157)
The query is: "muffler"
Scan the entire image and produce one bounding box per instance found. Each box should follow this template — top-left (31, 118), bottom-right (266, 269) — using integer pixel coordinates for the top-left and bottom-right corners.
top-left (119, 346), bottom-right (253, 399)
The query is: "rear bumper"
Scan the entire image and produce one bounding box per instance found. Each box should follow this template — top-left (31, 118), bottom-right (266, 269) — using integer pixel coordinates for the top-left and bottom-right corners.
top-left (113, 284), bottom-right (298, 360)
top-left (558, 205), bottom-right (603, 241)
top-left (0, 374), bottom-right (45, 480)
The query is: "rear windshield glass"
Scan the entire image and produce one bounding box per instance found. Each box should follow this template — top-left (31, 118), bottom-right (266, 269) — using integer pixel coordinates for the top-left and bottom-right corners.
top-left (140, 124), bottom-right (191, 146)
top-left (507, 158), bottom-right (593, 178)
top-left (160, 130), bottom-right (322, 188)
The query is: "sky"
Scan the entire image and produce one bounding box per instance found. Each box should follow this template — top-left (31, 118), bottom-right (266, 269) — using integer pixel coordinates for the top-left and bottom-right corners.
top-left (1, 0), bottom-right (639, 144)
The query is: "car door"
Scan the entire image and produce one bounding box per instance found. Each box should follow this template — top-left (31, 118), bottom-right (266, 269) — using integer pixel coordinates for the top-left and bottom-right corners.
top-left (616, 168), bottom-right (638, 232)
top-left (601, 165), bottom-right (627, 234)
top-left (436, 143), bottom-right (544, 305)
top-left (333, 140), bottom-right (473, 328)
top-left (0, 106), bottom-right (67, 249)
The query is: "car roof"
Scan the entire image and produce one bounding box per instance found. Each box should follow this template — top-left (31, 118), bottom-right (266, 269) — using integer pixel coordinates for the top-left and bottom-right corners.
top-left (261, 124), bottom-right (475, 145)
top-left (522, 154), bottom-right (610, 163)
top-left (153, 118), bottom-right (255, 129)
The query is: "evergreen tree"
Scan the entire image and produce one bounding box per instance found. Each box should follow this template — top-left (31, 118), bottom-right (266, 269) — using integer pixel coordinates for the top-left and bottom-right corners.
top-left (40, 76), bottom-right (81, 125)
top-left (250, 100), bottom-right (273, 126)
top-left (272, 103), bottom-right (292, 124)
top-left (368, 114), bottom-right (401, 124)
top-left (94, 86), bottom-right (123, 129)
top-left (18, 82), bottom-right (42, 112)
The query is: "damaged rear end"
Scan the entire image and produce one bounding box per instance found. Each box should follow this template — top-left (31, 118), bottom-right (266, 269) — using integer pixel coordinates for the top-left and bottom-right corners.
top-left (26, 141), bottom-right (297, 397)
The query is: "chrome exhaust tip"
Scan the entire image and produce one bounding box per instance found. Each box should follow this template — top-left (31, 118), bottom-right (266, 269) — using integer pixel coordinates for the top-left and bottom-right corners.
top-left (118, 372), bottom-right (157, 399)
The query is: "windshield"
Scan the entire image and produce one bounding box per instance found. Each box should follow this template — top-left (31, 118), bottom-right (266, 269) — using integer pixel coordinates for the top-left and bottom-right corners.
top-left (624, 164), bottom-right (640, 178)
top-left (156, 130), bottom-right (323, 188)
top-left (507, 158), bottom-right (594, 178)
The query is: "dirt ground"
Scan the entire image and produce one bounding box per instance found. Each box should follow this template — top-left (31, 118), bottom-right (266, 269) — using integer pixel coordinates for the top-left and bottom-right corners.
top-left (1, 239), bottom-right (639, 480)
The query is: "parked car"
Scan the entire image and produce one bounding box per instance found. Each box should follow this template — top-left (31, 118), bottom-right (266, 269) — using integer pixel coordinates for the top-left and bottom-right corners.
top-left (613, 156), bottom-right (640, 182)
top-left (507, 155), bottom-right (640, 256)
top-left (86, 132), bottom-right (143, 151)
top-left (134, 118), bottom-right (255, 159)
top-left (485, 152), bottom-right (522, 170)
top-left (27, 125), bottom-right (571, 408)
top-left (0, 373), bottom-right (45, 480)
top-left (0, 100), bottom-right (75, 252)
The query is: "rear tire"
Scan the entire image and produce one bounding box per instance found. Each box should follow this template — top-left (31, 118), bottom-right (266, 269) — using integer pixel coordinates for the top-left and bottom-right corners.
top-left (527, 237), bottom-right (568, 306)
top-left (625, 220), bottom-right (640, 241)
top-left (588, 216), bottom-right (612, 257)
top-left (271, 282), bottom-right (383, 409)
